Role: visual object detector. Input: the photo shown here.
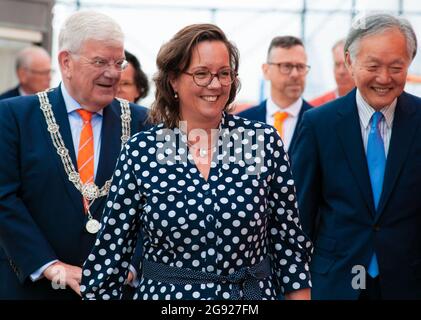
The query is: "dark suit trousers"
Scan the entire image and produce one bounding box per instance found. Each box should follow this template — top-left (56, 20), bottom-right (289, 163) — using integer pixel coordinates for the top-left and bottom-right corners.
top-left (359, 276), bottom-right (382, 300)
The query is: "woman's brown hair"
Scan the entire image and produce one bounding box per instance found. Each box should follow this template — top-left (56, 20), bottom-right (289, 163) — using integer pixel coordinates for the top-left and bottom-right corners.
top-left (149, 23), bottom-right (240, 128)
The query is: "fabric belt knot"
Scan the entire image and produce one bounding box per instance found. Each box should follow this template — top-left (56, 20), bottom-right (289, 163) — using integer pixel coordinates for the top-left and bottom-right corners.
top-left (223, 260), bottom-right (269, 300)
top-left (142, 256), bottom-right (271, 300)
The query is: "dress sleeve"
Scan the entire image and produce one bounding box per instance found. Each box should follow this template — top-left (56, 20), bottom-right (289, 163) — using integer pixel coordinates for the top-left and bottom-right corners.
top-left (80, 141), bottom-right (143, 300)
top-left (266, 128), bottom-right (313, 295)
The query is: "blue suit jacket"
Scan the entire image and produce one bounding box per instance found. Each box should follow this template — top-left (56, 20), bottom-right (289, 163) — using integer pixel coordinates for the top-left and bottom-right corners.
top-left (0, 87), bottom-right (149, 299)
top-left (291, 89), bottom-right (421, 299)
top-left (237, 99), bottom-right (312, 155)
top-left (0, 86), bottom-right (20, 100)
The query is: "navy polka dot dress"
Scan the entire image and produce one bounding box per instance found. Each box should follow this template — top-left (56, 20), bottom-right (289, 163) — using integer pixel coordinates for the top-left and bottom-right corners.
top-left (80, 112), bottom-right (313, 300)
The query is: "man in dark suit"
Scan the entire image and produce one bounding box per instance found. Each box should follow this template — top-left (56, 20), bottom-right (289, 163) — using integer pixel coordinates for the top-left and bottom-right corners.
top-left (292, 13), bottom-right (421, 300)
top-left (0, 46), bottom-right (51, 100)
top-left (238, 36), bottom-right (312, 155)
top-left (0, 11), bottom-right (149, 299)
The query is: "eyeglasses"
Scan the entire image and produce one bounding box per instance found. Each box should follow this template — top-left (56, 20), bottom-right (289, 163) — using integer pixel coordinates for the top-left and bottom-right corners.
top-left (72, 53), bottom-right (128, 72)
top-left (118, 81), bottom-right (135, 88)
top-left (267, 62), bottom-right (310, 75)
top-left (183, 69), bottom-right (237, 87)
top-left (25, 68), bottom-right (52, 76)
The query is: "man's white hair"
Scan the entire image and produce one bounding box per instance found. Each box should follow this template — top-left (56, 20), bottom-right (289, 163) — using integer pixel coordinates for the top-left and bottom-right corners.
top-left (58, 10), bottom-right (124, 53)
top-left (345, 13), bottom-right (417, 62)
top-left (16, 46), bottom-right (50, 70)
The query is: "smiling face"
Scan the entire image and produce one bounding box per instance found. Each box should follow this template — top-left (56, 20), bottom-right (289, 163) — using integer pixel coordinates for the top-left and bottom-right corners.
top-left (345, 28), bottom-right (411, 110)
top-left (59, 39), bottom-right (125, 111)
top-left (170, 40), bottom-right (232, 128)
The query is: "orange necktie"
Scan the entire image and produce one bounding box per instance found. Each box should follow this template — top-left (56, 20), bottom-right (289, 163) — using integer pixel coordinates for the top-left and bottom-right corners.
top-left (77, 109), bottom-right (94, 210)
top-left (273, 111), bottom-right (289, 139)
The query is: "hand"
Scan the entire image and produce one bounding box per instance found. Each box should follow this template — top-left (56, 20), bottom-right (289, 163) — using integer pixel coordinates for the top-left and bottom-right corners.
top-left (43, 261), bottom-right (82, 296)
top-left (285, 288), bottom-right (311, 300)
top-left (126, 271), bottom-right (134, 284)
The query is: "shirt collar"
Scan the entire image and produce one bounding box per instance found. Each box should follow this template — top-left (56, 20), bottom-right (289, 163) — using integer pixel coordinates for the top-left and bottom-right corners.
top-left (18, 86), bottom-right (29, 96)
top-left (356, 89), bottom-right (395, 129)
top-left (267, 96), bottom-right (303, 118)
top-left (60, 82), bottom-right (103, 116)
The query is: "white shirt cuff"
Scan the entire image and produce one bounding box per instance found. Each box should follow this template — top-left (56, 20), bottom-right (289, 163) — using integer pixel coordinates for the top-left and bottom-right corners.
top-left (30, 260), bottom-right (58, 282)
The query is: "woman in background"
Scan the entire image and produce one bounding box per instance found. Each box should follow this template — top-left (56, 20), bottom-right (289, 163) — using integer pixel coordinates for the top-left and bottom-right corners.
top-left (117, 50), bottom-right (149, 104)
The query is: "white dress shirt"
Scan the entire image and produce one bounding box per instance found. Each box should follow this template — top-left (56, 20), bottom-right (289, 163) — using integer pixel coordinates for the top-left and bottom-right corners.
top-left (355, 89), bottom-right (396, 156)
top-left (61, 83), bottom-right (103, 178)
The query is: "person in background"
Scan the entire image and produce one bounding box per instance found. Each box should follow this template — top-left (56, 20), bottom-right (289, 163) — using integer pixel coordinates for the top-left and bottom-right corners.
top-left (310, 39), bottom-right (355, 106)
top-left (238, 36), bottom-right (312, 155)
top-left (0, 45), bottom-right (52, 99)
top-left (117, 50), bottom-right (149, 104)
top-left (0, 10), bottom-right (149, 299)
top-left (116, 49), bottom-right (151, 300)
top-left (292, 13), bottom-right (421, 300)
top-left (81, 23), bottom-right (312, 300)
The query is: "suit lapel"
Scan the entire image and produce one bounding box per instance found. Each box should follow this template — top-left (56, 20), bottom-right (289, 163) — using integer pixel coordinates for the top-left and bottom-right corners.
top-left (257, 101), bottom-right (267, 122)
top-left (376, 93), bottom-right (418, 220)
top-left (289, 100), bottom-right (311, 154)
top-left (12, 86), bottom-right (20, 97)
top-left (259, 100), bottom-right (268, 122)
top-left (336, 90), bottom-right (375, 215)
top-left (41, 87), bottom-right (84, 213)
top-left (90, 100), bottom-right (122, 217)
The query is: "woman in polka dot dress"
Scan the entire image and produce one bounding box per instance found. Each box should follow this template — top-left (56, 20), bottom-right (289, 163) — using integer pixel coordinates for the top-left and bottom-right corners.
top-left (80, 24), bottom-right (313, 300)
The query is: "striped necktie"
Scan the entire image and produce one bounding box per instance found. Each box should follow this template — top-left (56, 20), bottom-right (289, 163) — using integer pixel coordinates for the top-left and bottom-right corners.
top-left (273, 111), bottom-right (289, 139)
top-left (77, 109), bottom-right (94, 210)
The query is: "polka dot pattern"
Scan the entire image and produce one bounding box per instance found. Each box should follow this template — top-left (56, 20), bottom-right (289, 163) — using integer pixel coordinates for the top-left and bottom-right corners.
top-left (80, 112), bottom-right (312, 300)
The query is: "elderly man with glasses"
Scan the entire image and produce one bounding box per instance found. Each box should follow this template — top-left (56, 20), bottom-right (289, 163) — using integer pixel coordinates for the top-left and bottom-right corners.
top-left (0, 46), bottom-right (52, 100)
top-left (0, 11), bottom-right (149, 299)
top-left (238, 35), bottom-right (312, 156)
